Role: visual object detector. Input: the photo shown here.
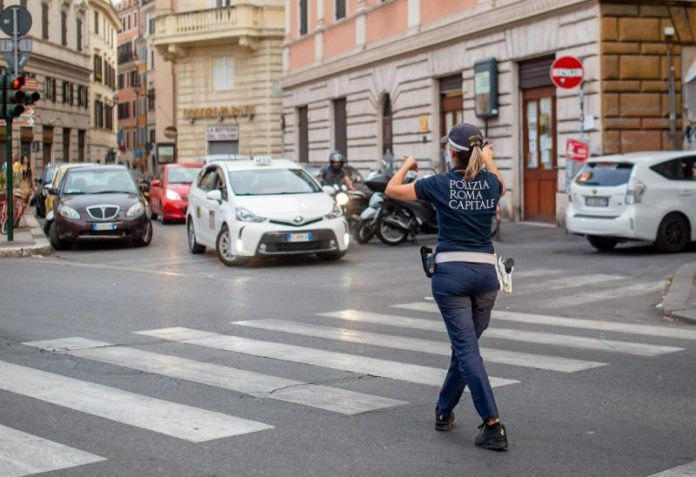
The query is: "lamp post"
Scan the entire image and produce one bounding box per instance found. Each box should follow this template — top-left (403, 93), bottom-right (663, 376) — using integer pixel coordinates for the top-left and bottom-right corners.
top-left (665, 26), bottom-right (677, 150)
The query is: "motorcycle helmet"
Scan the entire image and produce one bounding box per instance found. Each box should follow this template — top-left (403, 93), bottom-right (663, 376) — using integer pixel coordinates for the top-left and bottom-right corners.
top-left (329, 150), bottom-right (345, 164)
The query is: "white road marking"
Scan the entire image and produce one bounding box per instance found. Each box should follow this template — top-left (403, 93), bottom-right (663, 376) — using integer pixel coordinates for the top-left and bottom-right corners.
top-left (322, 310), bottom-right (683, 356)
top-left (537, 281), bottom-right (665, 308)
top-left (648, 460), bottom-right (696, 476)
top-left (0, 361), bottom-right (272, 442)
top-left (135, 327), bottom-right (519, 389)
top-left (394, 301), bottom-right (696, 341)
top-left (0, 424), bottom-right (106, 477)
top-left (512, 268), bottom-right (565, 279)
top-left (25, 337), bottom-right (406, 415)
top-left (515, 273), bottom-right (626, 294)
top-left (233, 319), bottom-right (606, 373)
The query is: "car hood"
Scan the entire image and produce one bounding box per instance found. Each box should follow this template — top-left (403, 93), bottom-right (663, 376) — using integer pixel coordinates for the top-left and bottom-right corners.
top-left (60, 193), bottom-right (143, 210)
top-left (167, 183), bottom-right (191, 199)
top-left (236, 193), bottom-right (334, 222)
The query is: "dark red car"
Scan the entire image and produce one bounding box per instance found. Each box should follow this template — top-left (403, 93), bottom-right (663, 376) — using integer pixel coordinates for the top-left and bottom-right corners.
top-left (47, 166), bottom-right (153, 250)
top-left (149, 163), bottom-right (202, 223)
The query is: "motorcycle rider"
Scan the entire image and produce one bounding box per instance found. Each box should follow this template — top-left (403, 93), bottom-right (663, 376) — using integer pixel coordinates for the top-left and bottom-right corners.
top-left (384, 123), bottom-right (508, 451)
top-left (320, 150), bottom-right (354, 190)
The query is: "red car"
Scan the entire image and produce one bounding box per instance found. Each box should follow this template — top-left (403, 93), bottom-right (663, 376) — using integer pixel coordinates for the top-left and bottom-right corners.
top-left (149, 163), bottom-right (202, 223)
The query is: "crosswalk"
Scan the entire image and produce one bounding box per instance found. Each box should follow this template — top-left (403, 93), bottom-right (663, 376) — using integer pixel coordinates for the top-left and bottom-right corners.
top-left (2, 269), bottom-right (691, 475)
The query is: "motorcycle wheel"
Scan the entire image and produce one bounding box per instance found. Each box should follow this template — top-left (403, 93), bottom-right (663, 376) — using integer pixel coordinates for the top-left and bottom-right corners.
top-left (354, 221), bottom-right (376, 244)
top-left (377, 216), bottom-right (408, 246)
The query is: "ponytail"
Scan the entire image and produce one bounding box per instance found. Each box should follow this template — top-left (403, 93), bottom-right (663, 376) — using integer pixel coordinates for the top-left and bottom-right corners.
top-left (453, 146), bottom-right (486, 181)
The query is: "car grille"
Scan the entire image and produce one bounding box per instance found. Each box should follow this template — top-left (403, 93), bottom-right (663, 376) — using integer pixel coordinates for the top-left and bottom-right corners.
top-left (269, 218), bottom-right (323, 227)
top-left (258, 230), bottom-right (337, 254)
top-left (87, 205), bottom-right (120, 220)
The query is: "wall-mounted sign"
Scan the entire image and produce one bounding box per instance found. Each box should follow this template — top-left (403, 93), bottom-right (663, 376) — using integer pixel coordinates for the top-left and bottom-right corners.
top-left (163, 126), bottom-right (177, 139)
top-left (473, 58), bottom-right (499, 119)
top-left (207, 125), bottom-right (239, 142)
top-left (566, 139), bottom-right (590, 162)
top-left (156, 142), bottom-right (176, 164)
top-left (550, 56), bottom-right (584, 89)
top-left (183, 105), bottom-right (255, 120)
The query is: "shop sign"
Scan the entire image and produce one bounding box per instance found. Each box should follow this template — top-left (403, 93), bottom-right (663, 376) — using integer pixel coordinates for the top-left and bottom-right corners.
top-left (550, 56), bottom-right (584, 89)
top-left (207, 125), bottom-right (239, 142)
top-left (184, 105), bottom-right (255, 120)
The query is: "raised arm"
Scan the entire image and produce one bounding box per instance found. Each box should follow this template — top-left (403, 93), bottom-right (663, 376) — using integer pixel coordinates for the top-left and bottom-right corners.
top-left (385, 156), bottom-right (418, 201)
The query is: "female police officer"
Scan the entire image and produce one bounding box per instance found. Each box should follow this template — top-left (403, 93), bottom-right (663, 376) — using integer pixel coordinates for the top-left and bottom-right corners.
top-left (385, 123), bottom-right (508, 451)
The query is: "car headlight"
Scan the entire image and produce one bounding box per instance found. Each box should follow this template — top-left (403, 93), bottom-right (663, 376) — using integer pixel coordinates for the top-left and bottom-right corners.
top-left (127, 202), bottom-right (145, 218)
top-left (165, 188), bottom-right (182, 201)
top-left (58, 205), bottom-right (80, 219)
top-left (335, 192), bottom-right (350, 207)
top-left (325, 203), bottom-right (343, 220)
top-left (235, 207), bottom-right (266, 223)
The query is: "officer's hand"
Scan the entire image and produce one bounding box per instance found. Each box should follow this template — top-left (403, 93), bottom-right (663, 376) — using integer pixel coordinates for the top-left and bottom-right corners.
top-left (403, 156), bottom-right (418, 171)
top-left (481, 145), bottom-right (495, 168)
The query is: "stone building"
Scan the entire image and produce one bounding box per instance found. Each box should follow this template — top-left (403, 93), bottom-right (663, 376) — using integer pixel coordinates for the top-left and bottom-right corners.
top-left (1, 0), bottom-right (91, 174)
top-left (88, 0), bottom-right (119, 164)
top-left (153, 0), bottom-right (284, 161)
top-left (281, 0), bottom-right (695, 224)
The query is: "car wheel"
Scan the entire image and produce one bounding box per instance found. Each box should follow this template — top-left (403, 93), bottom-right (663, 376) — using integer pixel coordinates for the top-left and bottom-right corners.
top-left (187, 218), bottom-right (206, 254)
top-left (317, 250), bottom-right (348, 261)
top-left (216, 224), bottom-right (249, 266)
top-left (587, 235), bottom-right (619, 252)
top-left (655, 213), bottom-right (690, 253)
top-left (48, 221), bottom-right (72, 251)
top-left (133, 221), bottom-right (153, 247)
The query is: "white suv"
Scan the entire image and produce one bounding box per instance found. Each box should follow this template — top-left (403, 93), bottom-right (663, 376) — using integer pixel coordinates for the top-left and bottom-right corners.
top-left (186, 157), bottom-right (350, 266)
top-left (565, 151), bottom-right (696, 253)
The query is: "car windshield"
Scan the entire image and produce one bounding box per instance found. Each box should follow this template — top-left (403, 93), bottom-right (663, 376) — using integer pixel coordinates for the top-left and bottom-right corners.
top-left (229, 168), bottom-right (322, 196)
top-left (62, 169), bottom-right (138, 195)
top-left (168, 167), bottom-right (200, 184)
top-left (575, 162), bottom-right (634, 187)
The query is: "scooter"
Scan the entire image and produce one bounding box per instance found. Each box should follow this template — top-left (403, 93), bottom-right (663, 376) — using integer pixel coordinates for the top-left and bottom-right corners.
top-left (377, 194), bottom-right (438, 246)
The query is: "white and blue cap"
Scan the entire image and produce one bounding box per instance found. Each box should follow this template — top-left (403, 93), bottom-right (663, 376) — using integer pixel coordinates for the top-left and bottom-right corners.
top-left (440, 123), bottom-right (484, 152)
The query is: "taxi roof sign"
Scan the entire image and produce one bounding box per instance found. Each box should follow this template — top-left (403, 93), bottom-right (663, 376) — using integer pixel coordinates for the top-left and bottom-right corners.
top-left (253, 156), bottom-right (272, 166)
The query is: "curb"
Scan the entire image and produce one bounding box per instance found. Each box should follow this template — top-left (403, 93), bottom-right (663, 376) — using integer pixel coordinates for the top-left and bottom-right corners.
top-left (0, 211), bottom-right (53, 258)
top-left (663, 261), bottom-right (696, 324)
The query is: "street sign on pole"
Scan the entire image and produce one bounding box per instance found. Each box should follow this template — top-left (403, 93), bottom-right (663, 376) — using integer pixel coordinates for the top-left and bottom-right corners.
top-left (0, 37), bottom-right (31, 52)
top-left (566, 139), bottom-right (590, 162)
top-left (0, 6), bottom-right (32, 37)
top-left (550, 56), bottom-right (584, 89)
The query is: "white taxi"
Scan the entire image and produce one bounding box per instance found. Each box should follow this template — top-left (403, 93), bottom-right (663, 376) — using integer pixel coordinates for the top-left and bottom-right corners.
top-left (186, 157), bottom-right (350, 265)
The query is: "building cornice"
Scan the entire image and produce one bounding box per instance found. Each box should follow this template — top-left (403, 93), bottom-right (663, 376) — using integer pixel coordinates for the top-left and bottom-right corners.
top-left (89, 0), bottom-right (121, 29)
top-left (281, 0), bottom-right (593, 89)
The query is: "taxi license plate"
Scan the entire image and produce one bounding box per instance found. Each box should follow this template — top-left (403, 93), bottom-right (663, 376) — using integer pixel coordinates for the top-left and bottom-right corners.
top-left (585, 197), bottom-right (609, 207)
top-left (287, 232), bottom-right (313, 243)
top-left (92, 222), bottom-right (117, 231)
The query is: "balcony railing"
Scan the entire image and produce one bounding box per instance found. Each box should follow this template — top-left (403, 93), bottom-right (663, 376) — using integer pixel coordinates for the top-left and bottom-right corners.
top-left (154, 4), bottom-right (283, 54)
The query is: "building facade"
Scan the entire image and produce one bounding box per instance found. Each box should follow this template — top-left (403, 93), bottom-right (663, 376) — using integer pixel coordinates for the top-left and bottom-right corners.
top-left (1, 0), bottom-right (91, 174)
top-left (153, 0), bottom-right (285, 162)
top-left (88, 0), bottom-right (119, 164)
top-left (281, 0), bottom-right (695, 224)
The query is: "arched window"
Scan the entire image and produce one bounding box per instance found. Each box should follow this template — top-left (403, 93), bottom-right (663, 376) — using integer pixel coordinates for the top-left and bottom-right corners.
top-left (382, 94), bottom-right (393, 157)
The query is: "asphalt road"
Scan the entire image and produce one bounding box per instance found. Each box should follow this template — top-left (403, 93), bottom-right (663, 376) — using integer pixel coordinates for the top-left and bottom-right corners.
top-left (1, 221), bottom-right (696, 477)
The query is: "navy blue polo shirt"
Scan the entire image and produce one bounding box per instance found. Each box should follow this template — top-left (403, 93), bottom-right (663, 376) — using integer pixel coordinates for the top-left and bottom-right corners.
top-left (415, 170), bottom-right (500, 253)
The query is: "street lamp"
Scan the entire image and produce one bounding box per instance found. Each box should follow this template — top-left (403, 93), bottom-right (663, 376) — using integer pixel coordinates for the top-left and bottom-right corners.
top-left (665, 26), bottom-right (677, 150)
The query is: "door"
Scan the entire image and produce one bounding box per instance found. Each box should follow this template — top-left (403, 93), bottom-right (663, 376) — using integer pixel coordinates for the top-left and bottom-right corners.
top-left (677, 156), bottom-right (696, 239)
top-left (523, 87), bottom-right (557, 222)
top-left (440, 92), bottom-right (463, 172)
top-left (193, 166), bottom-right (219, 244)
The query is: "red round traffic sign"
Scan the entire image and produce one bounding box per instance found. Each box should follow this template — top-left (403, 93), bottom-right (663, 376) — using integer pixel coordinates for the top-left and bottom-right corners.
top-left (550, 56), bottom-right (584, 89)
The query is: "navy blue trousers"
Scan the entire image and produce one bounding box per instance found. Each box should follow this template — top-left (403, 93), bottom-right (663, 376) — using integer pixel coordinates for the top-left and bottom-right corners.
top-left (432, 262), bottom-right (500, 421)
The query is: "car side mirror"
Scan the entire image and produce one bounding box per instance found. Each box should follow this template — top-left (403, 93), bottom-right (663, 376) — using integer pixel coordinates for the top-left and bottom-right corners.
top-left (45, 186), bottom-right (58, 195)
top-left (206, 189), bottom-right (222, 203)
top-left (151, 179), bottom-right (161, 188)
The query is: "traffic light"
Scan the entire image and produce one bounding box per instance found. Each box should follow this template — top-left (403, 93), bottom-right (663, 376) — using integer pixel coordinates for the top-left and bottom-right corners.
top-left (2, 73), bottom-right (26, 119)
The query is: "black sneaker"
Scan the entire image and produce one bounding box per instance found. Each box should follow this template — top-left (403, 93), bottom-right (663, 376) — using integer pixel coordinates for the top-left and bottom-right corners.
top-left (435, 408), bottom-right (455, 431)
top-left (474, 422), bottom-right (508, 450)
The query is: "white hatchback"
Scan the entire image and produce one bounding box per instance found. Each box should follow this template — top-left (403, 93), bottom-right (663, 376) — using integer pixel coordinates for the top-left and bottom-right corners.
top-left (565, 151), bottom-right (696, 252)
top-left (186, 157), bottom-right (350, 265)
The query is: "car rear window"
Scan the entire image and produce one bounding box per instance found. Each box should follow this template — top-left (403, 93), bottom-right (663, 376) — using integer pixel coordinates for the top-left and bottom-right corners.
top-left (575, 162), bottom-right (634, 187)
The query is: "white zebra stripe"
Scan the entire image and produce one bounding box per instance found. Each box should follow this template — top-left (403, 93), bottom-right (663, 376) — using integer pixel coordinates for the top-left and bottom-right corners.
top-left (135, 327), bottom-right (519, 389)
top-left (24, 337), bottom-right (406, 415)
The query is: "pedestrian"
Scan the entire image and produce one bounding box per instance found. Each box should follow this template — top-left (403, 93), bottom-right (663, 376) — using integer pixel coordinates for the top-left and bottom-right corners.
top-left (385, 123), bottom-right (508, 451)
top-left (12, 153), bottom-right (21, 174)
top-left (18, 155), bottom-right (34, 206)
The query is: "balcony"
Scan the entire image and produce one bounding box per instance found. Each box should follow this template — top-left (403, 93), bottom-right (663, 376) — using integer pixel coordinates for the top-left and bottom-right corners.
top-left (154, 4), bottom-right (284, 59)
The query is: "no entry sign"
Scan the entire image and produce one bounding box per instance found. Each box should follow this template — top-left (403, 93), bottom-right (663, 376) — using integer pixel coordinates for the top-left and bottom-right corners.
top-left (550, 56), bottom-right (584, 89)
top-left (566, 139), bottom-right (590, 162)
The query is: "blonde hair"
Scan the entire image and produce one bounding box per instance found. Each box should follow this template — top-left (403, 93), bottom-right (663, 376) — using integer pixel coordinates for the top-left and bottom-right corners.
top-left (453, 146), bottom-right (485, 181)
